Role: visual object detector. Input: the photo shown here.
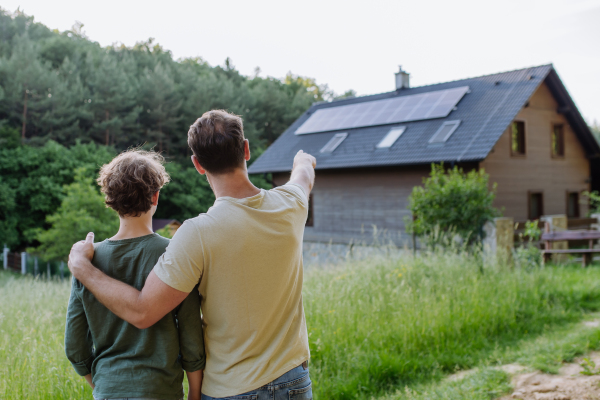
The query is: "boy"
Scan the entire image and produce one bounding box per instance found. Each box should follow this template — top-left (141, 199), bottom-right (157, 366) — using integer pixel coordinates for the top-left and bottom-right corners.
top-left (65, 149), bottom-right (205, 400)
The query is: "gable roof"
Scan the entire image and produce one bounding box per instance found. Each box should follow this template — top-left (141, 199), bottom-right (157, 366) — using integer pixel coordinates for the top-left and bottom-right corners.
top-left (249, 64), bottom-right (600, 174)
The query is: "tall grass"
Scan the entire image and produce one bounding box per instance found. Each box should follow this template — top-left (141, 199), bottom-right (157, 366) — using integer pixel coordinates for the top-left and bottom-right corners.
top-left (304, 251), bottom-right (600, 399)
top-left (0, 274), bottom-right (92, 399)
top-left (1, 251), bottom-right (600, 400)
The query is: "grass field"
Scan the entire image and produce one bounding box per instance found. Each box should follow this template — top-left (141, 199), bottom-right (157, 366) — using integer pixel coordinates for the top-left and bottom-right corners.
top-left (1, 251), bottom-right (600, 399)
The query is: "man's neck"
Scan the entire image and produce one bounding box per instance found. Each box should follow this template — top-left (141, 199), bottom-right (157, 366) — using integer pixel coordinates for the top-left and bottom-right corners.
top-left (207, 167), bottom-right (261, 199)
top-left (111, 213), bottom-right (154, 240)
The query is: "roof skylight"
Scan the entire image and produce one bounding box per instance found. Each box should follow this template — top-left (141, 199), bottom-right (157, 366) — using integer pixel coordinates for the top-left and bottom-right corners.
top-left (429, 120), bottom-right (461, 144)
top-left (377, 126), bottom-right (406, 149)
top-left (320, 133), bottom-right (347, 153)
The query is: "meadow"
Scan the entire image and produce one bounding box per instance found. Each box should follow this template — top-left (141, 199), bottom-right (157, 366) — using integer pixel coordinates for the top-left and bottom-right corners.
top-left (1, 251), bottom-right (600, 399)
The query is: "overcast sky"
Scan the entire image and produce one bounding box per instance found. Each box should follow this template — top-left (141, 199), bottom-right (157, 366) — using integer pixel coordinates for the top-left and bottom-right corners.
top-left (4, 0), bottom-right (600, 124)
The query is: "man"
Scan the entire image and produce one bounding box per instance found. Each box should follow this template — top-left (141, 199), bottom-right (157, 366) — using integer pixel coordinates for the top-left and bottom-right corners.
top-left (68, 109), bottom-right (317, 400)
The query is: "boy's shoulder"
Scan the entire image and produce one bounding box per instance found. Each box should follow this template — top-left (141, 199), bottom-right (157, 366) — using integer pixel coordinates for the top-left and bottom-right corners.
top-left (93, 234), bottom-right (170, 257)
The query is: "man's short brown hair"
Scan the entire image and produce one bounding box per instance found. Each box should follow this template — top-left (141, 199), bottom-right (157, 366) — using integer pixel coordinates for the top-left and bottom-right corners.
top-left (97, 150), bottom-right (170, 217)
top-left (187, 110), bottom-right (245, 174)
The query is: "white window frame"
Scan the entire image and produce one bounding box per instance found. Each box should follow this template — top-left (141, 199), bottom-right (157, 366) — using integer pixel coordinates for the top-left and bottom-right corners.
top-left (320, 133), bottom-right (348, 153)
top-left (429, 120), bottom-right (461, 144)
top-left (376, 126), bottom-right (406, 149)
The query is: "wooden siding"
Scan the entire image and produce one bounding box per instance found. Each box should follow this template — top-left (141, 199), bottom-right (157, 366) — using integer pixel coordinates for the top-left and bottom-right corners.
top-left (275, 166), bottom-right (431, 244)
top-left (480, 82), bottom-right (590, 221)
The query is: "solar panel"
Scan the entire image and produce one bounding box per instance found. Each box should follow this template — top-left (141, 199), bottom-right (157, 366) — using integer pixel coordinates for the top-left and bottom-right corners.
top-left (320, 133), bottom-right (348, 153)
top-left (429, 120), bottom-right (461, 144)
top-left (376, 126), bottom-right (406, 149)
top-left (295, 86), bottom-right (469, 135)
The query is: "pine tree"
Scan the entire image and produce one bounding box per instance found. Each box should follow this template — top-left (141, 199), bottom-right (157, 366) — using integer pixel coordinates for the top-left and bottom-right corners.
top-left (0, 34), bottom-right (53, 143)
top-left (139, 63), bottom-right (181, 153)
top-left (86, 52), bottom-right (140, 146)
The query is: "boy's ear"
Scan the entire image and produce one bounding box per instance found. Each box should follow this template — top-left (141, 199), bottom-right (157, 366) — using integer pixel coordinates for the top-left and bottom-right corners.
top-left (191, 155), bottom-right (207, 175)
top-left (152, 191), bottom-right (160, 206)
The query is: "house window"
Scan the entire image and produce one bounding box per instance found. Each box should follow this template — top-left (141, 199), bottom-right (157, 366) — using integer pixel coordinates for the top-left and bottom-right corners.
top-left (429, 120), bottom-right (461, 144)
top-left (551, 124), bottom-right (565, 157)
top-left (529, 192), bottom-right (544, 220)
top-left (377, 126), bottom-right (406, 148)
top-left (567, 192), bottom-right (580, 218)
top-left (511, 121), bottom-right (526, 156)
top-left (320, 133), bottom-right (347, 153)
top-left (306, 194), bottom-right (314, 227)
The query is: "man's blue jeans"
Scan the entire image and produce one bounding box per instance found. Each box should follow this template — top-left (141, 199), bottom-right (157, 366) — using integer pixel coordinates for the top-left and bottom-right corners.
top-left (201, 364), bottom-right (312, 400)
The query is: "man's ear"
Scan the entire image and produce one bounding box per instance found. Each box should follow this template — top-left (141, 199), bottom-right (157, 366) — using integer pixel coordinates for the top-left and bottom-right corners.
top-left (244, 139), bottom-right (251, 162)
top-left (191, 155), bottom-right (207, 175)
top-left (152, 191), bottom-right (160, 206)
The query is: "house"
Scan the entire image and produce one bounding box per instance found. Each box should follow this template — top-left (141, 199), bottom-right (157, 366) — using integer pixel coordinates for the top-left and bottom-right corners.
top-left (152, 219), bottom-right (182, 236)
top-left (248, 65), bottom-right (600, 244)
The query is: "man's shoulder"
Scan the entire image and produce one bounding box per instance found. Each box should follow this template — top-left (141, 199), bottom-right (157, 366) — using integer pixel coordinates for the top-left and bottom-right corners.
top-left (269, 183), bottom-right (308, 207)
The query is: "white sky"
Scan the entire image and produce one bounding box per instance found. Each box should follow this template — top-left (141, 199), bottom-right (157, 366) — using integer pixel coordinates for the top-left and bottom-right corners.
top-left (4, 0), bottom-right (600, 124)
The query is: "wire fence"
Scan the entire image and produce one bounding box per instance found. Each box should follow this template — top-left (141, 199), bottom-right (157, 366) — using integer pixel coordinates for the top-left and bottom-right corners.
top-left (2, 245), bottom-right (67, 280)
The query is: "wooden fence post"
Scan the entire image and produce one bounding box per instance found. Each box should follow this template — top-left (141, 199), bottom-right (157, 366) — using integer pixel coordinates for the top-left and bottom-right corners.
top-left (483, 217), bottom-right (514, 265)
top-left (34, 256), bottom-right (39, 276)
top-left (47, 262), bottom-right (51, 279)
top-left (541, 215), bottom-right (568, 263)
top-left (2, 244), bottom-right (7, 270)
top-left (59, 261), bottom-right (64, 281)
top-left (21, 252), bottom-right (27, 275)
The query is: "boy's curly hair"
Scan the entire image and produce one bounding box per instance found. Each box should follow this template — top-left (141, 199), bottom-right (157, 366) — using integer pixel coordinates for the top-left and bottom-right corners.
top-left (97, 150), bottom-right (170, 217)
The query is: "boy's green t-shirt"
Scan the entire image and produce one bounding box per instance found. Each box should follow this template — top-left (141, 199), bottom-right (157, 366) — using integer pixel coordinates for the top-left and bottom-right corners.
top-left (64, 233), bottom-right (205, 400)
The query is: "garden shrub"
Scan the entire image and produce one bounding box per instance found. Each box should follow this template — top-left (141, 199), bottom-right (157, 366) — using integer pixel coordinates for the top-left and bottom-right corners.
top-left (407, 164), bottom-right (499, 243)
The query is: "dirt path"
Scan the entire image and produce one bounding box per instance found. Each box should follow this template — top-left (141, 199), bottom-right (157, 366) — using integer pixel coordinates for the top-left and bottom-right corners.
top-left (498, 351), bottom-right (600, 400)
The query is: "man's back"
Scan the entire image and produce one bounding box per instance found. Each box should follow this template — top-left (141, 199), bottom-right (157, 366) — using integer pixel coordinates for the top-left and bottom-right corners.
top-left (154, 183), bottom-right (310, 397)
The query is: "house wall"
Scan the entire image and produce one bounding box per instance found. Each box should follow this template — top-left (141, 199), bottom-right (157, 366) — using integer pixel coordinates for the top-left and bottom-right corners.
top-left (480, 82), bottom-right (590, 221)
top-left (274, 166), bottom-right (431, 244)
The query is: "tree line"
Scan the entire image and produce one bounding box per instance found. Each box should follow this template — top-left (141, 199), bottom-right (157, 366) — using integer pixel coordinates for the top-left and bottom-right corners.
top-left (0, 10), bottom-right (353, 156)
top-left (0, 9), bottom-right (355, 255)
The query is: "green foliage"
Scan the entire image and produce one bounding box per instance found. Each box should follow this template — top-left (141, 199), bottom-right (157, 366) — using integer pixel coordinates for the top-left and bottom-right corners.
top-left (3, 253), bottom-right (600, 399)
top-left (407, 164), bottom-right (500, 242)
top-left (155, 226), bottom-right (174, 239)
top-left (584, 191), bottom-right (600, 215)
top-left (379, 369), bottom-right (511, 400)
top-left (579, 358), bottom-right (600, 376)
top-left (30, 169), bottom-right (119, 261)
top-left (154, 162), bottom-right (215, 222)
top-left (0, 140), bottom-right (115, 250)
top-left (0, 122), bottom-right (19, 148)
top-left (514, 220), bottom-right (542, 268)
top-left (305, 253), bottom-right (600, 399)
top-left (0, 9), bottom-right (341, 157)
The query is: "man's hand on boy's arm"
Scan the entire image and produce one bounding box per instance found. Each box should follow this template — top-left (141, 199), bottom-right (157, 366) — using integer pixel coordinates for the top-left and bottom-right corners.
top-left (186, 370), bottom-right (203, 400)
top-left (84, 374), bottom-right (95, 389)
top-left (68, 233), bottom-right (189, 329)
top-left (289, 150), bottom-right (316, 197)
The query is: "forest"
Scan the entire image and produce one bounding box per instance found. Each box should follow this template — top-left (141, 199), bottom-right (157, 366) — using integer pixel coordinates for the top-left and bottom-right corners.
top-left (0, 9), bottom-right (351, 254)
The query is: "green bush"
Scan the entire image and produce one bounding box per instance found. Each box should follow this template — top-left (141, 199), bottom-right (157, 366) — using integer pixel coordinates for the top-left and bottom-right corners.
top-left (407, 164), bottom-right (499, 243)
top-left (30, 169), bottom-right (119, 261)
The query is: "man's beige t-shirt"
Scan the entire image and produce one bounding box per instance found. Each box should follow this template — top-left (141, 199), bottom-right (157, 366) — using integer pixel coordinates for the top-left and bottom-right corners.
top-left (153, 183), bottom-right (310, 398)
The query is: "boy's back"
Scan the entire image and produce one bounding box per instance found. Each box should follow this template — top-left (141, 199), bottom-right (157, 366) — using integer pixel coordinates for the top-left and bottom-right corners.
top-left (65, 233), bottom-right (205, 400)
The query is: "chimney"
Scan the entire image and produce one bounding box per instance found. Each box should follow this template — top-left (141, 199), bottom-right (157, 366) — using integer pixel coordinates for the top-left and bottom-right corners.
top-left (395, 66), bottom-right (410, 90)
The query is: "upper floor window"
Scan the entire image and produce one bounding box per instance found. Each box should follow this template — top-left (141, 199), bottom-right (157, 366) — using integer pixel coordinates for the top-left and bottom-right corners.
top-left (511, 121), bottom-right (526, 156)
top-left (552, 124), bottom-right (565, 157)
